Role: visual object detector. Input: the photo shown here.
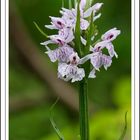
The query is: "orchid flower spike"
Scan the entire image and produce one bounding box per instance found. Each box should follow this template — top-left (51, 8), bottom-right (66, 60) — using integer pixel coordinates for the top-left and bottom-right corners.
top-left (40, 1), bottom-right (121, 82)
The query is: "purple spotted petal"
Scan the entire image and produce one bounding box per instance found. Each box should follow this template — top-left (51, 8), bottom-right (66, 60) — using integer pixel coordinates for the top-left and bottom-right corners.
top-left (45, 45), bottom-right (74, 63)
top-left (49, 16), bottom-right (66, 29)
top-left (59, 28), bottom-right (74, 43)
top-left (49, 35), bottom-right (65, 46)
top-left (90, 52), bottom-right (102, 70)
top-left (58, 63), bottom-right (85, 82)
top-left (101, 54), bottom-right (112, 70)
top-left (101, 28), bottom-right (121, 41)
top-left (71, 68), bottom-right (85, 82)
top-left (90, 41), bottom-right (108, 52)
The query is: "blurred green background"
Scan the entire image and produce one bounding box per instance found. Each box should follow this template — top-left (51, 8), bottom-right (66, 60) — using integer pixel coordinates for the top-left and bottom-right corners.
top-left (9, 0), bottom-right (131, 140)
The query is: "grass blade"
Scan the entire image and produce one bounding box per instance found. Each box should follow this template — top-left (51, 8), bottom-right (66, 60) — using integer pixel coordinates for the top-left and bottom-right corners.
top-left (118, 111), bottom-right (128, 140)
top-left (49, 98), bottom-right (65, 140)
top-left (33, 21), bottom-right (48, 38)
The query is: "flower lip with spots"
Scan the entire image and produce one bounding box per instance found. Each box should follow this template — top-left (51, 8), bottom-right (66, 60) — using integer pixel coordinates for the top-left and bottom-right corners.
top-left (69, 52), bottom-right (80, 65)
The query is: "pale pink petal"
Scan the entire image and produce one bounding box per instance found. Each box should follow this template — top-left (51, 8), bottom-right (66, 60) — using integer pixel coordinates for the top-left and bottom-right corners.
top-left (93, 13), bottom-right (101, 21)
top-left (45, 25), bottom-right (58, 30)
top-left (80, 0), bottom-right (86, 10)
top-left (83, 7), bottom-right (93, 18)
top-left (106, 43), bottom-right (118, 58)
top-left (40, 40), bottom-right (54, 46)
top-left (90, 52), bottom-right (102, 70)
top-left (80, 19), bottom-right (89, 30)
top-left (88, 69), bottom-right (96, 78)
top-left (92, 3), bottom-right (103, 13)
top-left (81, 36), bottom-right (87, 45)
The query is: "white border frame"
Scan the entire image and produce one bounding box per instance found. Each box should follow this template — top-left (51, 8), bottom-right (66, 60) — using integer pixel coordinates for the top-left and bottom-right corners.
top-left (1, 0), bottom-right (6, 139)
top-left (1, 0), bottom-right (139, 139)
top-left (133, 0), bottom-right (139, 139)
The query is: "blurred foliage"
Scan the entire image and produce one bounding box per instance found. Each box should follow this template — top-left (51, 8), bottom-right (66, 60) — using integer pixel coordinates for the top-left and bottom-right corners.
top-left (10, 0), bottom-right (131, 140)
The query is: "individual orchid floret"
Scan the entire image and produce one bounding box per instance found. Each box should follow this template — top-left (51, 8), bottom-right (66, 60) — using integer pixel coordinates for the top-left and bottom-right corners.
top-left (58, 52), bottom-right (85, 82)
top-left (80, 19), bottom-right (90, 30)
top-left (89, 51), bottom-right (112, 71)
top-left (45, 44), bottom-right (74, 63)
top-left (83, 3), bottom-right (103, 18)
top-left (88, 40), bottom-right (115, 78)
top-left (92, 3), bottom-right (103, 13)
top-left (41, 27), bottom-right (74, 47)
top-left (90, 41), bottom-right (108, 52)
top-left (58, 27), bottom-right (74, 43)
top-left (91, 40), bottom-right (118, 58)
top-left (61, 8), bottom-right (90, 30)
top-left (45, 17), bottom-right (66, 30)
top-left (101, 27), bottom-right (121, 41)
top-left (41, 35), bottom-right (65, 46)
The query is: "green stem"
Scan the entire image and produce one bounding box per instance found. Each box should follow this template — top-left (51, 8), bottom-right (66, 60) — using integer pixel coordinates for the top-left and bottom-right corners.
top-left (79, 78), bottom-right (89, 140)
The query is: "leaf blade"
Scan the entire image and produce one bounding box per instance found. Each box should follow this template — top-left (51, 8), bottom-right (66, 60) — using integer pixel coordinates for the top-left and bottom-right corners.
top-left (118, 111), bottom-right (128, 140)
top-left (33, 21), bottom-right (48, 38)
top-left (75, 0), bottom-right (83, 57)
top-left (49, 98), bottom-right (65, 140)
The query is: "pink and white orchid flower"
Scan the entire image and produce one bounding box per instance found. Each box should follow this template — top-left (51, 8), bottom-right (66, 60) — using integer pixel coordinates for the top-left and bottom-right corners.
top-left (58, 52), bottom-right (85, 82)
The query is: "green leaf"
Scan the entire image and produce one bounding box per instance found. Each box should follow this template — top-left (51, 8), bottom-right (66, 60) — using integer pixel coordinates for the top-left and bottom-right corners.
top-left (75, 0), bottom-right (82, 57)
top-left (74, 0), bottom-right (77, 7)
top-left (83, 12), bottom-right (94, 77)
top-left (33, 22), bottom-right (48, 38)
top-left (69, 0), bottom-right (72, 9)
top-left (118, 111), bottom-right (128, 140)
top-left (86, 12), bottom-right (94, 53)
top-left (62, 0), bottom-right (64, 7)
top-left (49, 98), bottom-right (65, 140)
top-left (86, 0), bottom-right (94, 9)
